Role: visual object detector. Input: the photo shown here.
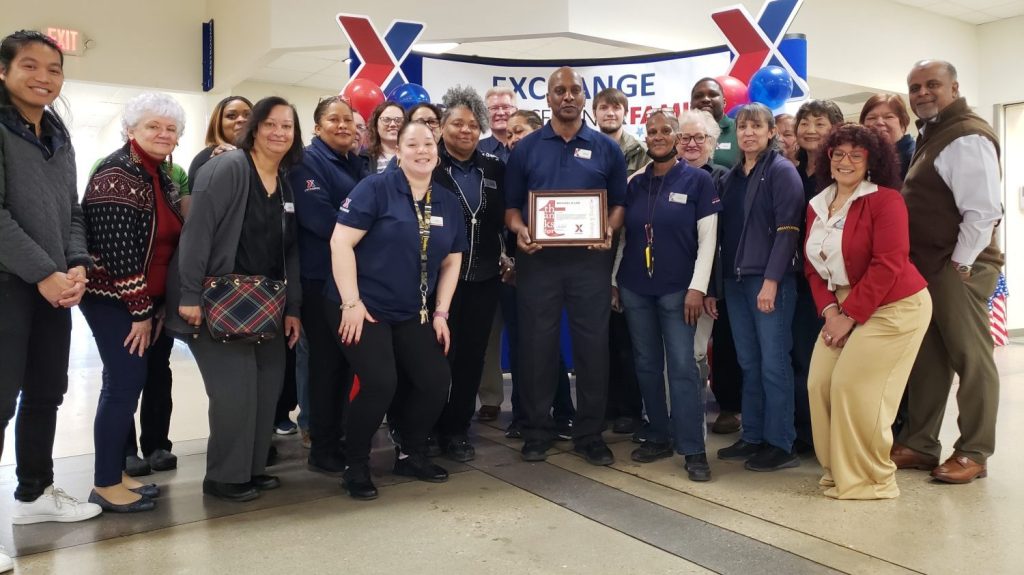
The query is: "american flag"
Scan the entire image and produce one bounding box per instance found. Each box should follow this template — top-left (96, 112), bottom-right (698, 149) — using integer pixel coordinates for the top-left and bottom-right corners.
top-left (989, 273), bottom-right (1010, 347)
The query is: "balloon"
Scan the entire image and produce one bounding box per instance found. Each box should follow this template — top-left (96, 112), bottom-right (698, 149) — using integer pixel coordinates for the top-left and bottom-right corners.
top-left (715, 75), bottom-right (749, 110)
top-left (341, 79), bottom-right (385, 121)
top-left (726, 106), bottom-right (741, 119)
top-left (747, 66), bottom-right (794, 110)
top-left (386, 83), bottom-right (431, 110)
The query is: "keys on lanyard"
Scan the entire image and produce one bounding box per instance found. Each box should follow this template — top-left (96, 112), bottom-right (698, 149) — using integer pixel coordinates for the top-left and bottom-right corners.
top-left (644, 223), bottom-right (654, 279)
top-left (410, 184), bottom-right (433, 324)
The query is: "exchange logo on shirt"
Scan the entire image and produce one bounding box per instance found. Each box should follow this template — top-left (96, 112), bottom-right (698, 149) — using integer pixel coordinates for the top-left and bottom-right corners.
top-left (305, 179), bottom-right (321, 192)
top-left (340, 197), bottom-right (352, 213)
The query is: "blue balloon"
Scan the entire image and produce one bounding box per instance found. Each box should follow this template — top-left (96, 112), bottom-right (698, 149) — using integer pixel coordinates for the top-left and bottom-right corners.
top-left (747, 66), bottom-right (794, 110)
top-left (727, 106), bottom-right (741, 119)
top-left (386, 83), bottom-right (431, 110)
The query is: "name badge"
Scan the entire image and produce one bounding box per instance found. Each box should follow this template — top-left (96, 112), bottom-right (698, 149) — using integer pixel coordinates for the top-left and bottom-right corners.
top-left (717, 142), bottom-right (732, 150)
top-left (430, 215), bottom-right (444, 227)
top-left (574, 148), bottom-right (592, 160)
top-left (283, 202), bottom-right (295, 213)
top-left (668, 192), bottom-right (688, 205)
top-left (483, 178), bottom-right (497, 189)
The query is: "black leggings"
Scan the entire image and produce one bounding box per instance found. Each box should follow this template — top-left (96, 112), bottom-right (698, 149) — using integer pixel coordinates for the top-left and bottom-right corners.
top-left (335, 315), bottom-right (451, 464)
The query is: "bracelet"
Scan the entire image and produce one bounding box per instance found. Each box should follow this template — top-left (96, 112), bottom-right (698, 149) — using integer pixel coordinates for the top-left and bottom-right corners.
top-left (432, 311), bottom-right (449, 320)
top-left (340, 298), bottom-right (362, 311)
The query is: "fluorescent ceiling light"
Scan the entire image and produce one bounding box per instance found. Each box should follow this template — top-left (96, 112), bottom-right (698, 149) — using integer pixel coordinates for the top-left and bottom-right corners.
top-left (413, 42), bottom-right (459, 54)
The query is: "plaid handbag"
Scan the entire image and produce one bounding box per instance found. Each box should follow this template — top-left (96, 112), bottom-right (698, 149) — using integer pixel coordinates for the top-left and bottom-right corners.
top-left (201, 274), bottom-right (285, 343)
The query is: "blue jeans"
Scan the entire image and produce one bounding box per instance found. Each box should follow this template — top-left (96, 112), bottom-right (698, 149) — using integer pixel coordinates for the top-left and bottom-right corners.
top-left (723, 275), bottom-right (797, 452)
top-left (620, 287), bottom-right (706, 455)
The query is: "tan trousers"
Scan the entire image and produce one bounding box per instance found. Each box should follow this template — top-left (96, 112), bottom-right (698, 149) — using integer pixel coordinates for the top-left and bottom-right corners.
top-left (477, 308), bottom-right (505, 408)
top-left (808, 288), bottom-right (932, 500)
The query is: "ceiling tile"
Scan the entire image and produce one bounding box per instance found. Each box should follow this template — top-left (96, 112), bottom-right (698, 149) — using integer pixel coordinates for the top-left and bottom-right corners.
top-left (926, 1), bottom-right (972, 16)
top-left (956, 11), bottom-right (1001, 23)
top-left (984, 2), bottom-right (1024, 17)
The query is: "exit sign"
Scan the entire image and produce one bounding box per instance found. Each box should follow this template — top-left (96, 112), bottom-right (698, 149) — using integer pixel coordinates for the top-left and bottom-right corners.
top-left (45, 27), bottom-right (85, 56)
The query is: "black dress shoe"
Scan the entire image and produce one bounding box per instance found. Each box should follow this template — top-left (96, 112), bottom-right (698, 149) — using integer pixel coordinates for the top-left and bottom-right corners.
top-left (124, 455), bottom-right (152, 477)
top-left (505, 422), bottom-right (523, 439)
top-left (443, 435), bottom-right (475, 463)
top-left (308, 452), bottom-right (347, 476)
top-left (424, 435), bottom-right (443, 458)
top-left (717, 439), bottom-right (763, 461)
top-left (611, 416), bottom-right (642, 434)
top-left (89, 489), bottom-right (155, 513)
top-left (394, 454), bottom-right (449, 483)
top-left (684, 453), bottom-right (712, 482)
top-left (250, 474), bottom-right (280, 491)
top-left (630, 441), bottom-right (673, 463)
top-left (574, 440), bottom-right (614, 466)
top-left (202, 479), bottom-right (260, 502)
top-left (129, 483), bottom-right (160, 498)
top-left (341, 465), bottom-right (378, 500)
top-left (744, 446), bottom-right (800, 472)
top-left (147, 449), bottom-right (177, 471)
top-left (521, 439), bottom-right (551, 462)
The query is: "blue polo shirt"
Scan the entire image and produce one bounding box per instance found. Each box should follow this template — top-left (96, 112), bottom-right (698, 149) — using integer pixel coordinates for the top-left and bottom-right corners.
top-left (504, 122), bottom-right (627, 224)
top-left (617, 162), bottom-right (721, 296)
top-left (333, 169), bottom-right (468, 323)
top-left (478, 135), bottom-right (509, 163)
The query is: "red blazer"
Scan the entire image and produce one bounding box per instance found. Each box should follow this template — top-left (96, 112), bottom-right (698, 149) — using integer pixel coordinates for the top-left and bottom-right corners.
top-left (803, 185), bottom-right (927, 324)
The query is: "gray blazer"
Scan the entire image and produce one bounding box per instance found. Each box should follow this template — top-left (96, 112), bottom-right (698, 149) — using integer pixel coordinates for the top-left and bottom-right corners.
top-left (165, 149), bottom-right (301, 337)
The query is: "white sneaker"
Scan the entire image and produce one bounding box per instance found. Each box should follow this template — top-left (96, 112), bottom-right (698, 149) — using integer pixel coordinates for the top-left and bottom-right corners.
top-left (10, 485), bottom-right (102, 525)
top-left (0, 548), bottom-right (13, 573)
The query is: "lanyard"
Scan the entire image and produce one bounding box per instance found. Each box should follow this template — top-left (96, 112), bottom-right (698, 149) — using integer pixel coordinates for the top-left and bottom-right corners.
top-left (409, 182), bottom-right (433, 324)
top-left (644, 169), bottom-right (668, 279)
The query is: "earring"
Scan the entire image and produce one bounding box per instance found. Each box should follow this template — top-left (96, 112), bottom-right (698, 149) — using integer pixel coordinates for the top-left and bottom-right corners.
top-left (867, 169), bottom-right (872, 182)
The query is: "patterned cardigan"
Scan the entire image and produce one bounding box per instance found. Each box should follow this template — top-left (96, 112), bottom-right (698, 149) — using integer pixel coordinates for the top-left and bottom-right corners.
top-left (82, 142), bottom-right (183, 320)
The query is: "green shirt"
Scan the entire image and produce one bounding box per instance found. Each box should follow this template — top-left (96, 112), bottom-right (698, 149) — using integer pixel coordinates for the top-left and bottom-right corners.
top-left (713, 115), bottom-right (738, 168)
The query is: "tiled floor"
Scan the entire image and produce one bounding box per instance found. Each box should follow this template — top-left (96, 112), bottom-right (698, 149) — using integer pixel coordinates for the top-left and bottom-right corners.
top-left (1, 312), bottom-right (1021, 574)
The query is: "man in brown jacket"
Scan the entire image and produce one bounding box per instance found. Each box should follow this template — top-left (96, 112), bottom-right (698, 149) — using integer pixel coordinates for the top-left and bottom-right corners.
top-left (891, 60), bottom-right (1004, 484)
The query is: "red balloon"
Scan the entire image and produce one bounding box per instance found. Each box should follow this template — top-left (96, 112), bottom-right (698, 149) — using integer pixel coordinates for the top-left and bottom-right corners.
top-left (715, 75), bottom-right (749, 112)
top-left (341, 79), bottom-right (385, 121)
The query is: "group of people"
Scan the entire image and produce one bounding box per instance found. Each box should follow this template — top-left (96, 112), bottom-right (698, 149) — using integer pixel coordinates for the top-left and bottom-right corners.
top-left (0, 25), bottom-right (1006, 568)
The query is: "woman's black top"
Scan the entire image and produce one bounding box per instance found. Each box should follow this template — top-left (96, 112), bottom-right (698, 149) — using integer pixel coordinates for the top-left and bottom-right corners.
top-left (233, 153), bottom-right (285, 280)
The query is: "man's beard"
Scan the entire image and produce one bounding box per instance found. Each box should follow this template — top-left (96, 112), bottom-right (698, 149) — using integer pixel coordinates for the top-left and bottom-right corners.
top-left (599, 123), bottom-right (621, 135)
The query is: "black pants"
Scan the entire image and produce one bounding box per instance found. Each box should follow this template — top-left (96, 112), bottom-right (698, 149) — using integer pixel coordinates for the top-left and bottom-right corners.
top-left (517, 248), bottom-right (611, 444)
top-left (606, 309), bottom-right (642, 420)
top-left (305, 282), bottom-right (351, 458)
top-left (710, 300), bottom-right (743, 413)
top-left (335, 315), bottom-right (450, 465)
top-left (0, 272), bottom-right (71, 501)
top-left (791, 279), bottom-right (820, 445)
top-left (123, 332), bottom-right (174, 458)
top-left (437, 277), bottom-right (501, 438)
top-left (274, 345), bottom-right (298, 425)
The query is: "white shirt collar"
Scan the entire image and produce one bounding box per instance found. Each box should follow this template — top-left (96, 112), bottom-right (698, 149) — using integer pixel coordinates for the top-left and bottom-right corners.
top-left (809, 180), bottom-right (879, 221)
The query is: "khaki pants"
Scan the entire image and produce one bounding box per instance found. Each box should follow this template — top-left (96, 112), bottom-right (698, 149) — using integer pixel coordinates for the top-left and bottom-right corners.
top-left (808, 288), bottom-right (931, 500)
top-left (898, 262), bottom-right (1000, 463)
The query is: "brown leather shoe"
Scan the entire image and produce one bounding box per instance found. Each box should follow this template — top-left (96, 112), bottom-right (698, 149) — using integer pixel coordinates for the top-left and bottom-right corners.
top-left (477, 405), bottom-right (500, 422)
top-left (711, 412), bottom-right (741, 434)
top-left (889, 443), bottom-right (939, 470)
top-left (931, 454), bottom-right (987, 484)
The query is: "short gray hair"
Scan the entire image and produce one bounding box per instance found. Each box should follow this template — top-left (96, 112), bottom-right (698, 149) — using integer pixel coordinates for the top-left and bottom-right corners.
top-left (677, 109), bottom-right (721, 141)
top-left (484, 86), bottom-right (516, 104)
top-left (121, 92), bottom-right (186, 140)
top-left (442, 85), bottom-right (489, 132)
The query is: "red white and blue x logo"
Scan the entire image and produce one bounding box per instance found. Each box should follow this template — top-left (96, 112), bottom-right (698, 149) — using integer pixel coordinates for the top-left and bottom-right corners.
top-left (336, 14), bottom-right (425, 94)
top-left (712, 0), bottom-right (809, 101)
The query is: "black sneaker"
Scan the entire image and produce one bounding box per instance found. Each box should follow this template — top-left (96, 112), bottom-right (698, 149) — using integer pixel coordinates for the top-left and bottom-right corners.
top-left (308, 452), bottom-right (347, 476)
top-left (125, 455), bottom-right (152, 477)
top-left (717, 439), bottom-right (763, 461)
top-left (630, 441), bottom-right (673, 463)
top-left (554, 420), bottom-right (573, 441)
top-left (574, 440), bottom-right (614, 466)
top-left (505, 421), bottom-right (523, 439)
top-left (443, 435), bottom-right (476, 463)
top-left (521, 439), bottom-right (551, 462)
top-left (744, 445), bottom-right (800, 472)
top-left (394, 453), bottom-right (449, 483)
top-left (684, 453), bottom-right (712, 482)
top-left (425, 435), bottom-right (443, 458)
top-left (632, 420), bottom-right (651, 444)
top-left (341, 464), bottom-right (378, 500)
top-left (147, 449), bottom-right (177, 472)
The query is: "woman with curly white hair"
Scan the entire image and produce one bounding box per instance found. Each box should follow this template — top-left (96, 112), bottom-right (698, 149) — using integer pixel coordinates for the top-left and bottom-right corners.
top-left (80, 91), bottom-right (187, 513)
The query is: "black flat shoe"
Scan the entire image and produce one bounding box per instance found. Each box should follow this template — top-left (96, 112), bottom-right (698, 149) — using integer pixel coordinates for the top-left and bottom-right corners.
top-left (250, 474), bottom-right (280, 491)
top-left (88, 490), bottom-right (155, 513)
top-left (128, 483), bottom-right (160, 498)
top-left (393, 454), bottom-right (449, 483)
top-left (341, 465), bottom-right (379, 500)
top-left (147, 449), bottom-right (178, 471)
top-left (202, 479), bottom-right (260, 502)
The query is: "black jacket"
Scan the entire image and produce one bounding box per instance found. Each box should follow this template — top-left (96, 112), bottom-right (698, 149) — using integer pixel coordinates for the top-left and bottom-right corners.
top-left (433, 142), bottom-right (506, 282)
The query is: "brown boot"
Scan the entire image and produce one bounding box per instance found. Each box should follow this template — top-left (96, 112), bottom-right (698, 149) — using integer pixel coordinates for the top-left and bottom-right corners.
top-left (711, 412), bottom-right (741, 434)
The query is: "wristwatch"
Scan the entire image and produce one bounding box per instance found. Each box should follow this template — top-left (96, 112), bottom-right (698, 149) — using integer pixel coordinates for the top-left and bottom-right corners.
top-left (954, 262), bottom-right (972, 274)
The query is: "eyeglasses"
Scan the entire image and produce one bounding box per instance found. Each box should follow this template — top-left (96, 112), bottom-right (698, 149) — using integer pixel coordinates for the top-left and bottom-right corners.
top-left (487, 105), bottom-right (516, 113)
top-left (829, 149), bottom-right (867, 163)
top-left (414, 118), bottom-right (440, 129)
top-left (678, 134), bottom-right (707, 144)
top-left (379, 117), bottom-right (404, 126)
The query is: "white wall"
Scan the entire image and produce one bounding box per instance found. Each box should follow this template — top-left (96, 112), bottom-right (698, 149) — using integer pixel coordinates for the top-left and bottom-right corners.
top-left (229, 81), bottom-right (333, 146)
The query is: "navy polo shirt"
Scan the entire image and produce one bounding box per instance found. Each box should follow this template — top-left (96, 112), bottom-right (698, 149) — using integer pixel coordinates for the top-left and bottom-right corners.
top-left (478, 135), bottom-right (509, 163)
top-left (617, 162), bottom-right (721, 296)
top-left (333, 169), bottom-right (468, 323)
top-left (504, 122), bottom-right (627, 224)
top-left (449, 157), bottom-right (482, 212)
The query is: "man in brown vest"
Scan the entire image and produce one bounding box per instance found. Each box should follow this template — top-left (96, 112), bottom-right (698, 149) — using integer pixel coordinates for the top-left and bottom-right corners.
top-left (891, 60), bottom-right (1004, 484)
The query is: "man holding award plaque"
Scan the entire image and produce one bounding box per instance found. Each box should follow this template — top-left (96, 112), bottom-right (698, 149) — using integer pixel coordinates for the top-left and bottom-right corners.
top-left (504, 67), bottom-right (628, 465)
